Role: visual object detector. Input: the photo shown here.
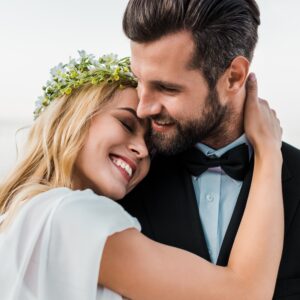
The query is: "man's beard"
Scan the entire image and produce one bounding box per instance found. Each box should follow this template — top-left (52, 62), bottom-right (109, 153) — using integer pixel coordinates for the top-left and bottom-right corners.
top-left (150, 88), bottom-right (228, 155)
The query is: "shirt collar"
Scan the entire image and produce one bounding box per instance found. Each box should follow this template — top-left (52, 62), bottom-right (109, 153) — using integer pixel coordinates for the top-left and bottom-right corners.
top-left (195, 134), bottom-right (253, 158)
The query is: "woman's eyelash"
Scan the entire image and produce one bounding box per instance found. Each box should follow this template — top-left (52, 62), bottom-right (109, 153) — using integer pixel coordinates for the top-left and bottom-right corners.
top-left (120, 120), bottom-right (133, 132)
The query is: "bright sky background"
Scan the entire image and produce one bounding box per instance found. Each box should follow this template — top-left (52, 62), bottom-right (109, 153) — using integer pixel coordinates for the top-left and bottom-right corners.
top-left (0, 0), bottom-right (299, 177)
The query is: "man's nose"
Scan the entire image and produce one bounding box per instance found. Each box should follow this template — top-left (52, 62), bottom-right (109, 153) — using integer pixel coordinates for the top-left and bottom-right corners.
top-left (137, 88), bottom-right (162, 119)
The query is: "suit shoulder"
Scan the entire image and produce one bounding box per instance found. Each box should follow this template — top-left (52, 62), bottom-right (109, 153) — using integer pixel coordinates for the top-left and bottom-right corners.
top-left (282, 142), bottom-right (300, 163)
top-left (282, 142), bottom-right (300, 180)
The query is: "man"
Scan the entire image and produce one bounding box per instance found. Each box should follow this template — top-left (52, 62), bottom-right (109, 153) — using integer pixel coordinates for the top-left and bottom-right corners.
top-left (121, 1), bottom-right (300, 298)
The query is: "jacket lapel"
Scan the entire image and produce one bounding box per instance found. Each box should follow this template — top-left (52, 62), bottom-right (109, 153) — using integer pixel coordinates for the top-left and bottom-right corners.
top-left (217, 158), bottom-right (254, 266)
top-left (182, 167), bottom-right (211, 261)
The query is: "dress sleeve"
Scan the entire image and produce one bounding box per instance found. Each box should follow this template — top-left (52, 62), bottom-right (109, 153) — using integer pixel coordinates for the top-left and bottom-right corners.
top-left (45, 189), bottom-right (141, 300)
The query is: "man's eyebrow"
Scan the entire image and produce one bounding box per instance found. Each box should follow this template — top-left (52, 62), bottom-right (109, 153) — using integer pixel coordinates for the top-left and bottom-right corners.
top-left (131, 68), bottom-right (183, 90)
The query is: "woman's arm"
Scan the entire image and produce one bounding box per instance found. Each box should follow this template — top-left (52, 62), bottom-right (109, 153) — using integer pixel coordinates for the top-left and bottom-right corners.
top-left (99, 74), bottom-right (283, 300)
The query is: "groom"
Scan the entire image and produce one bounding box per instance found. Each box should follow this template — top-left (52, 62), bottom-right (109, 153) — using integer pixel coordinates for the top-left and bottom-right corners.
top-left (121, 0), bottom-right (300, 298)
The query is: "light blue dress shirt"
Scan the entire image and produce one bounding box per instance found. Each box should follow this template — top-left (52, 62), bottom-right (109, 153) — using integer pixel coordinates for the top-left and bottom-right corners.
top-left (192, 134), bottom-right (252, 263)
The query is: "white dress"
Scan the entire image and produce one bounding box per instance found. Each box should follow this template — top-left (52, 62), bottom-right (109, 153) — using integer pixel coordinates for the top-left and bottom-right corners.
top-left (0, 187), bottom-right (141, 300)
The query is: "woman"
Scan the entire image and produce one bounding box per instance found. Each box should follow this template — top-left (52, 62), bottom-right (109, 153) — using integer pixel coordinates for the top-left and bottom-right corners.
top-left (0, 51), bottom-right (283, 300)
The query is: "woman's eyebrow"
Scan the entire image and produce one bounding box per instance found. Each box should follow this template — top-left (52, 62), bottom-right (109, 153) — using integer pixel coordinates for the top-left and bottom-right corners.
top-left (117, 107), bottom-right (149, 129)
top-left (117, 107), bottom-right (143, 124)
top-left (117, 107), bottom-right (138, 118)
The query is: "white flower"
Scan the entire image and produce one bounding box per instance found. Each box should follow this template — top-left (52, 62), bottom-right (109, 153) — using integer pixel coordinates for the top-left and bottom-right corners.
top-left (50, 63), bottom-right (64, 77)
top-left (34, 96), bottom-right (44, 109)
top-left (78, 50), bottom-right (87, 58)
top-left (68, 58), bottom-right (77, 67)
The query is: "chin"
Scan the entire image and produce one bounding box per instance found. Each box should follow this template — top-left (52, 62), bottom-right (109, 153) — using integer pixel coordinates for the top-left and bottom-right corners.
top-left (105, 186), bottom-right (127, 201)
top-left (109, 193), bottom-right (126, 201)
top-left (86, 174), bottom-right (126, 199)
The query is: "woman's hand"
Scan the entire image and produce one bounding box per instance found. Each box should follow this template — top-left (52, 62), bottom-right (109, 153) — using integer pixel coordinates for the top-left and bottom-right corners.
top-left (244, 73), bottom-right (282, 156)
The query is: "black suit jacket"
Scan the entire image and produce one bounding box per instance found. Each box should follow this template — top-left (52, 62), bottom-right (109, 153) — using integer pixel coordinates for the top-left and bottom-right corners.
top-left (121, 142), bottom-right (300, 299)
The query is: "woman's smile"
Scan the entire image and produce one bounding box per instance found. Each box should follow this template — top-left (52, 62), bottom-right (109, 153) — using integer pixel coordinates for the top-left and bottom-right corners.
top-left (110, 154), bottom-right (137, 183)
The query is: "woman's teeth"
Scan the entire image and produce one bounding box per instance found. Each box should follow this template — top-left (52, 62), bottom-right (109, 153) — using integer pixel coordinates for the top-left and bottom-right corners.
top-left (111, 157), bottom-right (133, 177)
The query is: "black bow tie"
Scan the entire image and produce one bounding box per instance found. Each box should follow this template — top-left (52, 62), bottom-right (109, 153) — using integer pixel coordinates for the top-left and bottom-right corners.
top-left (181, 143), bottom-right (250, 181)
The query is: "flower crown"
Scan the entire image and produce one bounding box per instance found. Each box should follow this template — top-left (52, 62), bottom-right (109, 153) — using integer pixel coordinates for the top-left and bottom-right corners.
top-left (34, 50), bottom-right (137, 119)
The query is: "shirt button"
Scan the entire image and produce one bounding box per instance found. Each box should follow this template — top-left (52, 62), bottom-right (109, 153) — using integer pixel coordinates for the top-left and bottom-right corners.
top-left (206, 193), bottom-right (214, 202)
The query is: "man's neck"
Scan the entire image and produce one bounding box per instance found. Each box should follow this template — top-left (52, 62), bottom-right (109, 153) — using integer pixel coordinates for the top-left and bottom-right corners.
top-left (201, 88), bottom-right (246, 149)
top-left (201, 118), bottom-right (244, 150)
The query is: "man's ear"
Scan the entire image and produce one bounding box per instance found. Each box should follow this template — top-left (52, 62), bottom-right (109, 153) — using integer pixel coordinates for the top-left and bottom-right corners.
top-left (225, 56), bottom-right (250, 92)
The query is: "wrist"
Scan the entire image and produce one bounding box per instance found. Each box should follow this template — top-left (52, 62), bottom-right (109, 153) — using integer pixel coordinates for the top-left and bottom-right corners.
top-left (252, 140), bottom-right (282, 158)
top-left (254, 149), bottom-right (283, 166)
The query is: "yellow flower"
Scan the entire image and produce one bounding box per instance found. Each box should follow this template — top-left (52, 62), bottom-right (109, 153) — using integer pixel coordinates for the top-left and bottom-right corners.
top-left (70, 71), bottom-right (78, 78)
top-left (65, 87), bottom-right (72, 95)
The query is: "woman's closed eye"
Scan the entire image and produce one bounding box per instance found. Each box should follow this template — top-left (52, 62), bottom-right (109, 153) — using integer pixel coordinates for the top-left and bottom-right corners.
top-left (120, 119), bottom-right (135, 133)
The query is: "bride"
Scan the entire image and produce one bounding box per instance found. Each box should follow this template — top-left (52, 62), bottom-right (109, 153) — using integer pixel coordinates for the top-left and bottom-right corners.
top-left (0, 51), bottom-right (283, 300)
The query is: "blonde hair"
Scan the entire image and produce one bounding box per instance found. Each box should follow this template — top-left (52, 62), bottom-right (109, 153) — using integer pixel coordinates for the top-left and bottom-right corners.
top-left (0, 80), bottom-right (136, 224)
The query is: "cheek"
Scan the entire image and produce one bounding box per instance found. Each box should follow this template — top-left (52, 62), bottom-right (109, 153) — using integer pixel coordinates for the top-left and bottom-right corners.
top-left (80, 142), bottom-right (98, 164)
top-left (141, 159), bottom-right (151, 178)
top-left (75, 147), bottom-right (88, 172)
top-left (76, 135), bottom-right (108, 174)
top-left (161, 99), bottom-right (184, 120)
top-left (75, 149), bottom-right (95, 180)
top-left (183, 98), bottom-right (207, 119)
top-left (166, 95), bottom-right (202, 119)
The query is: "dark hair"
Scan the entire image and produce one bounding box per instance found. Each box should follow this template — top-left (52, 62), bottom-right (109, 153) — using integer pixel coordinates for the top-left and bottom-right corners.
top-left (123, 0), bottom-right (260, 88)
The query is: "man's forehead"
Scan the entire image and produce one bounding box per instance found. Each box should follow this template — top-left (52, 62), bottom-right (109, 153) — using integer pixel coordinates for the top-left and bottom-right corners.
top-left (130, 32), bottom-right (194, 62)
top-left (131, 47), bottom-right (195, 78)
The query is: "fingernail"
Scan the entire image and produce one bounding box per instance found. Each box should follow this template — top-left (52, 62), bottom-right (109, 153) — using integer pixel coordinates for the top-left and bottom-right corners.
top-left (249, 73), bottom-right (256, 81)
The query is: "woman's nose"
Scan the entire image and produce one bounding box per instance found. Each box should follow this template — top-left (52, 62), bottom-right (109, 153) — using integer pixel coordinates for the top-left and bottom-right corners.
top-left (128, 137), bottom-right (149, 159)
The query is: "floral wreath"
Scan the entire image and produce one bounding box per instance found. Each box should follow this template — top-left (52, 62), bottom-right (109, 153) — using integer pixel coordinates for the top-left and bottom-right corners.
top-left (34, 50), bottom-right (136, 119)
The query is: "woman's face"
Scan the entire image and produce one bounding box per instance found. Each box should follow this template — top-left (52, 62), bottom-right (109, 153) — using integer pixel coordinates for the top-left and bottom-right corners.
top-left (74, 88), bottom-right (151, 200)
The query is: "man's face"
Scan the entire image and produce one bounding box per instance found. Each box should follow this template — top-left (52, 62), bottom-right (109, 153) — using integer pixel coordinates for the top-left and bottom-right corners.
top-left (131, 31), bottom-right (229, 155)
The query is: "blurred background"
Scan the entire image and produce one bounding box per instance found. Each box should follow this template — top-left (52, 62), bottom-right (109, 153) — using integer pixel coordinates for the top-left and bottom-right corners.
top-left (0, 0), bottom-right (299, 180)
